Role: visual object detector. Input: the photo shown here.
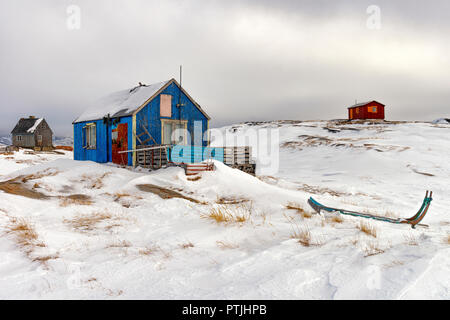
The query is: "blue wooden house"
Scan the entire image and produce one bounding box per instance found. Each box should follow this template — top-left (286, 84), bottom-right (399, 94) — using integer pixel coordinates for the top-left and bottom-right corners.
top-left (73, 78), bottom-right (212, 166)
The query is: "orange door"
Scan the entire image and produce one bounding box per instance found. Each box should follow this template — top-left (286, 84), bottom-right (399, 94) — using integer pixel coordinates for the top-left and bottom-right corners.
top-left (112, 123), bottom-right (128, 165)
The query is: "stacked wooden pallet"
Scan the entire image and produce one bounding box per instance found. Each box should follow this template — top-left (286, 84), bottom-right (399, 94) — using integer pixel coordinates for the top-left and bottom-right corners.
top-left (136, 145), bottom-right (168, 169)
top-left (223, 146), bottom-right (255, 175)
top-left (223, 146), bottom-right (251, 165)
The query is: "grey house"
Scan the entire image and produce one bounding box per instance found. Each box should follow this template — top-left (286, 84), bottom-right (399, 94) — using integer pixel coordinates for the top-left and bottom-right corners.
top-left (11, 116), bottom-right (53, 149)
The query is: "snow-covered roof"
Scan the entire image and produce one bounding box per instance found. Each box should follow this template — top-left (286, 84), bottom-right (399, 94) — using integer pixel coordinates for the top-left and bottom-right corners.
top-left (75, 80), bottom-right (171, 123)
top-left (348, 100), bottom-right (385, 109)
top-left (432, 118), bottom-right (450, 124)
top-left (27, 118), bottom-right (43, 133)
top-left (11, 117), bottom-right (45, 135)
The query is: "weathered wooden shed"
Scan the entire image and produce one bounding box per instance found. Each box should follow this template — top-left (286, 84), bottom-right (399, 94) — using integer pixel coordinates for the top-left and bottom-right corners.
top-left (73, 79), bottom-right (212, 166)
top-left (11, 116), bottom-right (53, 149)
top-left (348, 101), bottom-right (385, 120)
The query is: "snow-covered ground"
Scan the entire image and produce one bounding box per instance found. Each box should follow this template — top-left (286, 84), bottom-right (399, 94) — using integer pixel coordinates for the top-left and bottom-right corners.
top-left (0, 121), bottom-right (449, 299)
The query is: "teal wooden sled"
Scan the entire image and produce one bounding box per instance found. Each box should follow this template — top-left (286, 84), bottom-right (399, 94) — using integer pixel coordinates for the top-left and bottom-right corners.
top-left (308, 191), bottom-right (433, 229)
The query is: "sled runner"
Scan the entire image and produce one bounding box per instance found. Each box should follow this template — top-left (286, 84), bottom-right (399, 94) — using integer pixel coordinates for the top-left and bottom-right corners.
top-left (308, 191), bottom-right (433, 229)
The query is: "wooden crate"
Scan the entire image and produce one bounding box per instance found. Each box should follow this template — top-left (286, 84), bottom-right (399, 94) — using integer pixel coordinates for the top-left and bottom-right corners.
top-left (223, 146), bottom-right (252, 165)
top-left (136, 145), bottom-right (168, 169)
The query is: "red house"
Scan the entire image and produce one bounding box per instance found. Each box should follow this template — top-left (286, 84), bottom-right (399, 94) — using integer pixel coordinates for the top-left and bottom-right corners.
top-left (348, 101), bottom-right (385, 120)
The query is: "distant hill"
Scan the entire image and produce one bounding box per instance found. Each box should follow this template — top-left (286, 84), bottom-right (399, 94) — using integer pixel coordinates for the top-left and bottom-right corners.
top-left (53, 136), bottom-right (74, 146)
top-left (0, 136), bottom-right (11, 146)
top-left (0, 135), bottom-right (73, 146)
top-left (432, 118), bottom-right (450, 124)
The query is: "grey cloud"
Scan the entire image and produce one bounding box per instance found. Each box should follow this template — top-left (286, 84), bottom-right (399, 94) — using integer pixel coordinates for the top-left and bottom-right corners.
top-left (0, 0), bottom-right (449, 136)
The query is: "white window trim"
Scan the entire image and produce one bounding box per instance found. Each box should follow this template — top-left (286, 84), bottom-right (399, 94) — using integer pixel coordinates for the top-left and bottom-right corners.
top-left (82, 123), bottom-right (97, 149)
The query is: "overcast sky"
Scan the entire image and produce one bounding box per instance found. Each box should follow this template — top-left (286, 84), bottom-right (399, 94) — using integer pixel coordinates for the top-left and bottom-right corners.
top-left (1, 0), bottom-right (449, 136)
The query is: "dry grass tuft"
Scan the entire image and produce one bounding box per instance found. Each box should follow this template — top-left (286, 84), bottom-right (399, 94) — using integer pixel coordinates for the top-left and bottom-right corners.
top-left (321, 214), bottom-right (345, 227)
top-left (4, 216), bottom-right (58, 265)
top-left (216, 240), bottom-right (239, 249)
top-left (20, 168), bottom-right (59, 183)
top-left (79, 172), bottom-right (111, 189)
top-left (113, 193), bottom-right (132, 201)
top-left (329, 215), bottom-right (344, 224)
top-left (363, 241), bottom-right (385, 257)
top-left (202, 203), bottom-right (253, 224)
top-left (187, 175), bottom-right (202, 182)
top-left (107, 240), bottom-right (132, 248)
top-left (139, 246), bottom-right (157, 255)
top-left (6, 217), bottom-right (45, 250)
top-left (60, 194), bottom-right (93, 207)
top-left (286, 202), bottom-right (313, 219)
top-left (90, 173), bottom-right (111, 189)
top-left (285, 213), bottom-right (323, 247)
top-left (404, 232), bottom-right (419, 246)
top-left (32, 254), bottom-right (59, 263)
top-left (384, 260), bottom-right (405, 268)
top-left (290, 225), bottom-right (313, 247)
top-left (64, 211), bottom-right (126, 233)
top-left (216, 196), bottom-right (249, 205)
top-left (444, 234), bottom-right (450, 245)
top-left (180, 242), bottom-right (194, 249)
top-left (358, 221), bottom-right (377, 238)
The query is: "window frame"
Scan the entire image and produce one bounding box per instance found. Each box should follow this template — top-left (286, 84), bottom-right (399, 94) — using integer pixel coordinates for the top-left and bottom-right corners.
top-left (368, 106), bottom-right (377, 113)
top-left (161, 119), bottom-right (188, 145)
top-left (82, 123), bottom-right (97, 150)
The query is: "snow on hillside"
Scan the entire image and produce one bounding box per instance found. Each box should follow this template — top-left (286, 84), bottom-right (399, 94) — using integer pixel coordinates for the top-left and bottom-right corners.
top-left (432, 118), bottom-right (450, 124)
top-left (0, 136), bottom-right (73, 147)
top-left (53, 136), bottom-right (74, 147)
top-left (0, 121), bottom-right (449, 299)
top-left (0, 136), bottom-right (11, 146)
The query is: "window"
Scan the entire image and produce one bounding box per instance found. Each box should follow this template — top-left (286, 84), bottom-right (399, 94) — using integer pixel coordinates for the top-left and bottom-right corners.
top-left (161, 120), bottom-right (187, 145)
top-left (368, 106), bottom-right (377, 113)
top-left (82, 123), bottom-right (97, 149)
top-left (17, 135), bottom-right (22, 141)
top-left (160, 94), bottom-right (172, 117)
top-left (37, 135), bottom-right (42, 142)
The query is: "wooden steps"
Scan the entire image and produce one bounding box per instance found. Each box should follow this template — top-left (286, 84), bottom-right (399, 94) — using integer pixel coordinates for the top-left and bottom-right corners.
top-left (185, 162), bottom-right (214, 176)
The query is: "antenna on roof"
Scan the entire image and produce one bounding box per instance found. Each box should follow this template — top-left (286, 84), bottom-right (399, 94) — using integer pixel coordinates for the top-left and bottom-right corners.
top-left (180, 65), bottom-right (182, 90)
top-left (177, 65), bottom-right (185, 108)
